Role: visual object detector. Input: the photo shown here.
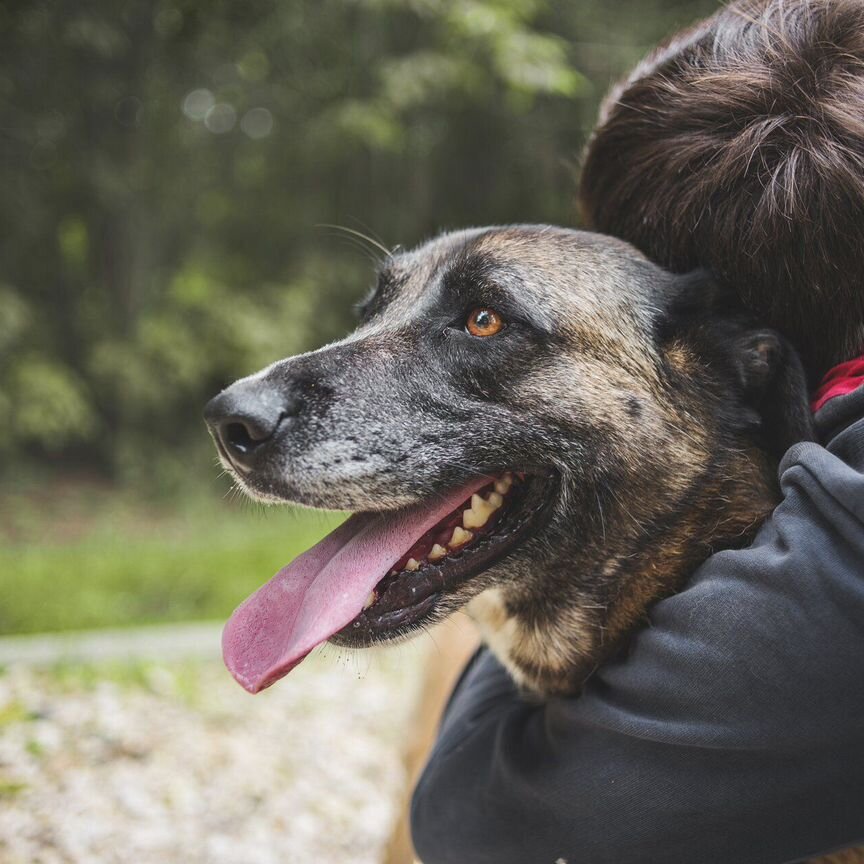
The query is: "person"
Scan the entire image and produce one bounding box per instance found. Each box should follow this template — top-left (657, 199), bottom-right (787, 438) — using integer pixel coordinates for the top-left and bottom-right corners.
top-left (411, 1), bottom-right (864, 861)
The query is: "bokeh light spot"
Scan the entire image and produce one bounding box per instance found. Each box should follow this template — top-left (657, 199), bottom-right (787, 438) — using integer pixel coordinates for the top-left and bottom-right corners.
top-left (182, 88), bottom-right (214, 121)
top-left (204, 103), bottom-right (237, 134)
top-left (237, 50), bottom-right (270, 83)
top-left (240, 108), bottom-right (273, 140)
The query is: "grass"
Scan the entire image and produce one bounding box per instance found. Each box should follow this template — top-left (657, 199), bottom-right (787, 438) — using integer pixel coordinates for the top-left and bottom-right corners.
top-left (0, 476), bottom-right (345, 636)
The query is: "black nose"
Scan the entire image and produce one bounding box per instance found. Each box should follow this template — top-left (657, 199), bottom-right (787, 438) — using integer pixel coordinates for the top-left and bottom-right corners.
top-left (204, 382), bottom-right (299, 471)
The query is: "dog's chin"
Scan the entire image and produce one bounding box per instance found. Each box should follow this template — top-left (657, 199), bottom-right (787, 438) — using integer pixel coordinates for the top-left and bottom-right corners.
top-left (329, 469), bottom-right (559, 649)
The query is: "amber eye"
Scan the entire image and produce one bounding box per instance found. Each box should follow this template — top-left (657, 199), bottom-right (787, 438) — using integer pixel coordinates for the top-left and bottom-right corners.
top-left (466, 307), bottom-right (504, 337)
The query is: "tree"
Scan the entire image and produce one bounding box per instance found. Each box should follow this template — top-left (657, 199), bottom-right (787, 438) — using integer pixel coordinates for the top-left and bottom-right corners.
top-left (0, 0), bottom-right (717, 480)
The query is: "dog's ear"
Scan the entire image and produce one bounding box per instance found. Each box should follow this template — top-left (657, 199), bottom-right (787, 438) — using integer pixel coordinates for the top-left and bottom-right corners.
top-left (654, 269), bottom-right (815, 459)
top-left (733, 329), bottom-right (815, 460)
top-left (652, 269), bottom-right (734, 343)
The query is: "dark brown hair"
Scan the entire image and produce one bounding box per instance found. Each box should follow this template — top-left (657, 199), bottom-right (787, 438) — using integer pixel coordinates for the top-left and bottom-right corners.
top-left (580, 0), bottom-right (864, 378)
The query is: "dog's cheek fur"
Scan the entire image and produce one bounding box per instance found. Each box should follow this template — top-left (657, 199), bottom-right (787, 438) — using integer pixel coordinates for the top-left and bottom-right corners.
top-left (464, 341), bottom-right (779, 697)
top-left (457, 353), bottom-right (654, 692)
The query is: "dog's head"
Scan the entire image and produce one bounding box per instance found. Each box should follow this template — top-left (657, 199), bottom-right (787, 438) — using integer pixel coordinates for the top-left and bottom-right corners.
top-left (207, 226), bottom-right (812, 695)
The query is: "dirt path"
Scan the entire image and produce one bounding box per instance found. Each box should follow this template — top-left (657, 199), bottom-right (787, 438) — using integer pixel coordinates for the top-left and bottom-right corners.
top-left (0, 630), bottom-right (429, 863)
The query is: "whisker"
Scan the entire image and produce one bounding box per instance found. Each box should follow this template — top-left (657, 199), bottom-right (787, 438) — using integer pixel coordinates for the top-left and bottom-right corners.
top-left (316, 223), bottom-right (393, 259)
top-left (320, 230), bottom-right (382, 267)
top-left (345, 216), bottom-right (391, 255)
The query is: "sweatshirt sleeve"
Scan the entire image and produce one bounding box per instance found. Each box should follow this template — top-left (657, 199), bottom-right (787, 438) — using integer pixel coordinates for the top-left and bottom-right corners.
top-left (411, 387), bottom-right (864, 864)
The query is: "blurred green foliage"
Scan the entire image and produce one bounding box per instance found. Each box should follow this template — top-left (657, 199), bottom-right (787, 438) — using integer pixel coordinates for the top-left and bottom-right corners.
top-left (0, 479), bottom-right (344, 634)
top-left (0, 0), bottom-right (718, 483)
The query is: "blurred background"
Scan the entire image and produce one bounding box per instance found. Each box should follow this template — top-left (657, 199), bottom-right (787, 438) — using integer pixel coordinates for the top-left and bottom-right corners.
top-left (0, 0), bottom-right (718, 861)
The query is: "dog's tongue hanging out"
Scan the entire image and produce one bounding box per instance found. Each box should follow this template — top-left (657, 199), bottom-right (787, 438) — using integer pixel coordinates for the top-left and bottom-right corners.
top-left (222, 477), bottom-right (490, 693)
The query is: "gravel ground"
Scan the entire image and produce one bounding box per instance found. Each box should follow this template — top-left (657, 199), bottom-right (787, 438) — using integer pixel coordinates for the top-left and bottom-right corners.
top-left (0, 642), bottom-right (426, 864)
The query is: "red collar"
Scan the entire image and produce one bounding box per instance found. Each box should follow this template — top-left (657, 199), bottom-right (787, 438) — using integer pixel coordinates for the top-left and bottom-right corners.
top-left (811, 355), bottom-right (864, 412)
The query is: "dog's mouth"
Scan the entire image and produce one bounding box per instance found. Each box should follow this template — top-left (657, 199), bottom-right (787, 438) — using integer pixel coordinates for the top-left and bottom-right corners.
top-left (222, 470), bottom-right (555, 693)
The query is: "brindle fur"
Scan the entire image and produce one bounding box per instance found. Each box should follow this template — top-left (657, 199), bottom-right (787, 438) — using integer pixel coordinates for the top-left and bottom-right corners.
top-left (210, 224), bottom-right (811, 697)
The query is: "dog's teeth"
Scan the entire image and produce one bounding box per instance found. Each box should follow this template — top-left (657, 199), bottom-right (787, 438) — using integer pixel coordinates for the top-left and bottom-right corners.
top-left (487, 491), bottom-right (504, 509)
top-left (463, 493), bottom-right (496, 529)
top-left (449, 526), bottom-right (473, 547)
top-left (428, 544), bottom-right (447, 562)
top-left (494, 473), bottom-right (513, 495)
top-left (363, 591), bottom-right (376, 610)
top-left (405, 558), bottom-right (420, 571)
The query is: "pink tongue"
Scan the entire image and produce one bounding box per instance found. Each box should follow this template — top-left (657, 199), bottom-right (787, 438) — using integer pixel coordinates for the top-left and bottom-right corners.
top-left (222, 477), bottom-right (490, 693)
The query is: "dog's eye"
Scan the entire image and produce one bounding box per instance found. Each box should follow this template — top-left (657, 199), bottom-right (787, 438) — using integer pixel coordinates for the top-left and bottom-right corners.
top-left (466, 307), bottom-right (504, 338)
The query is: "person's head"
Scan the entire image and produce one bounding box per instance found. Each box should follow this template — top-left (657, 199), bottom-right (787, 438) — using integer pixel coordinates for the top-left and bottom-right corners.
top-left (580, 0), bottom-right (864, 378)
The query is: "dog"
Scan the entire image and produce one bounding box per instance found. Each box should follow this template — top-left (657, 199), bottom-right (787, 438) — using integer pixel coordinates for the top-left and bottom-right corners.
top-left (205, 225), bottom-right (811, 698)
top-left (206, 0), bottom-right (864, 859)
